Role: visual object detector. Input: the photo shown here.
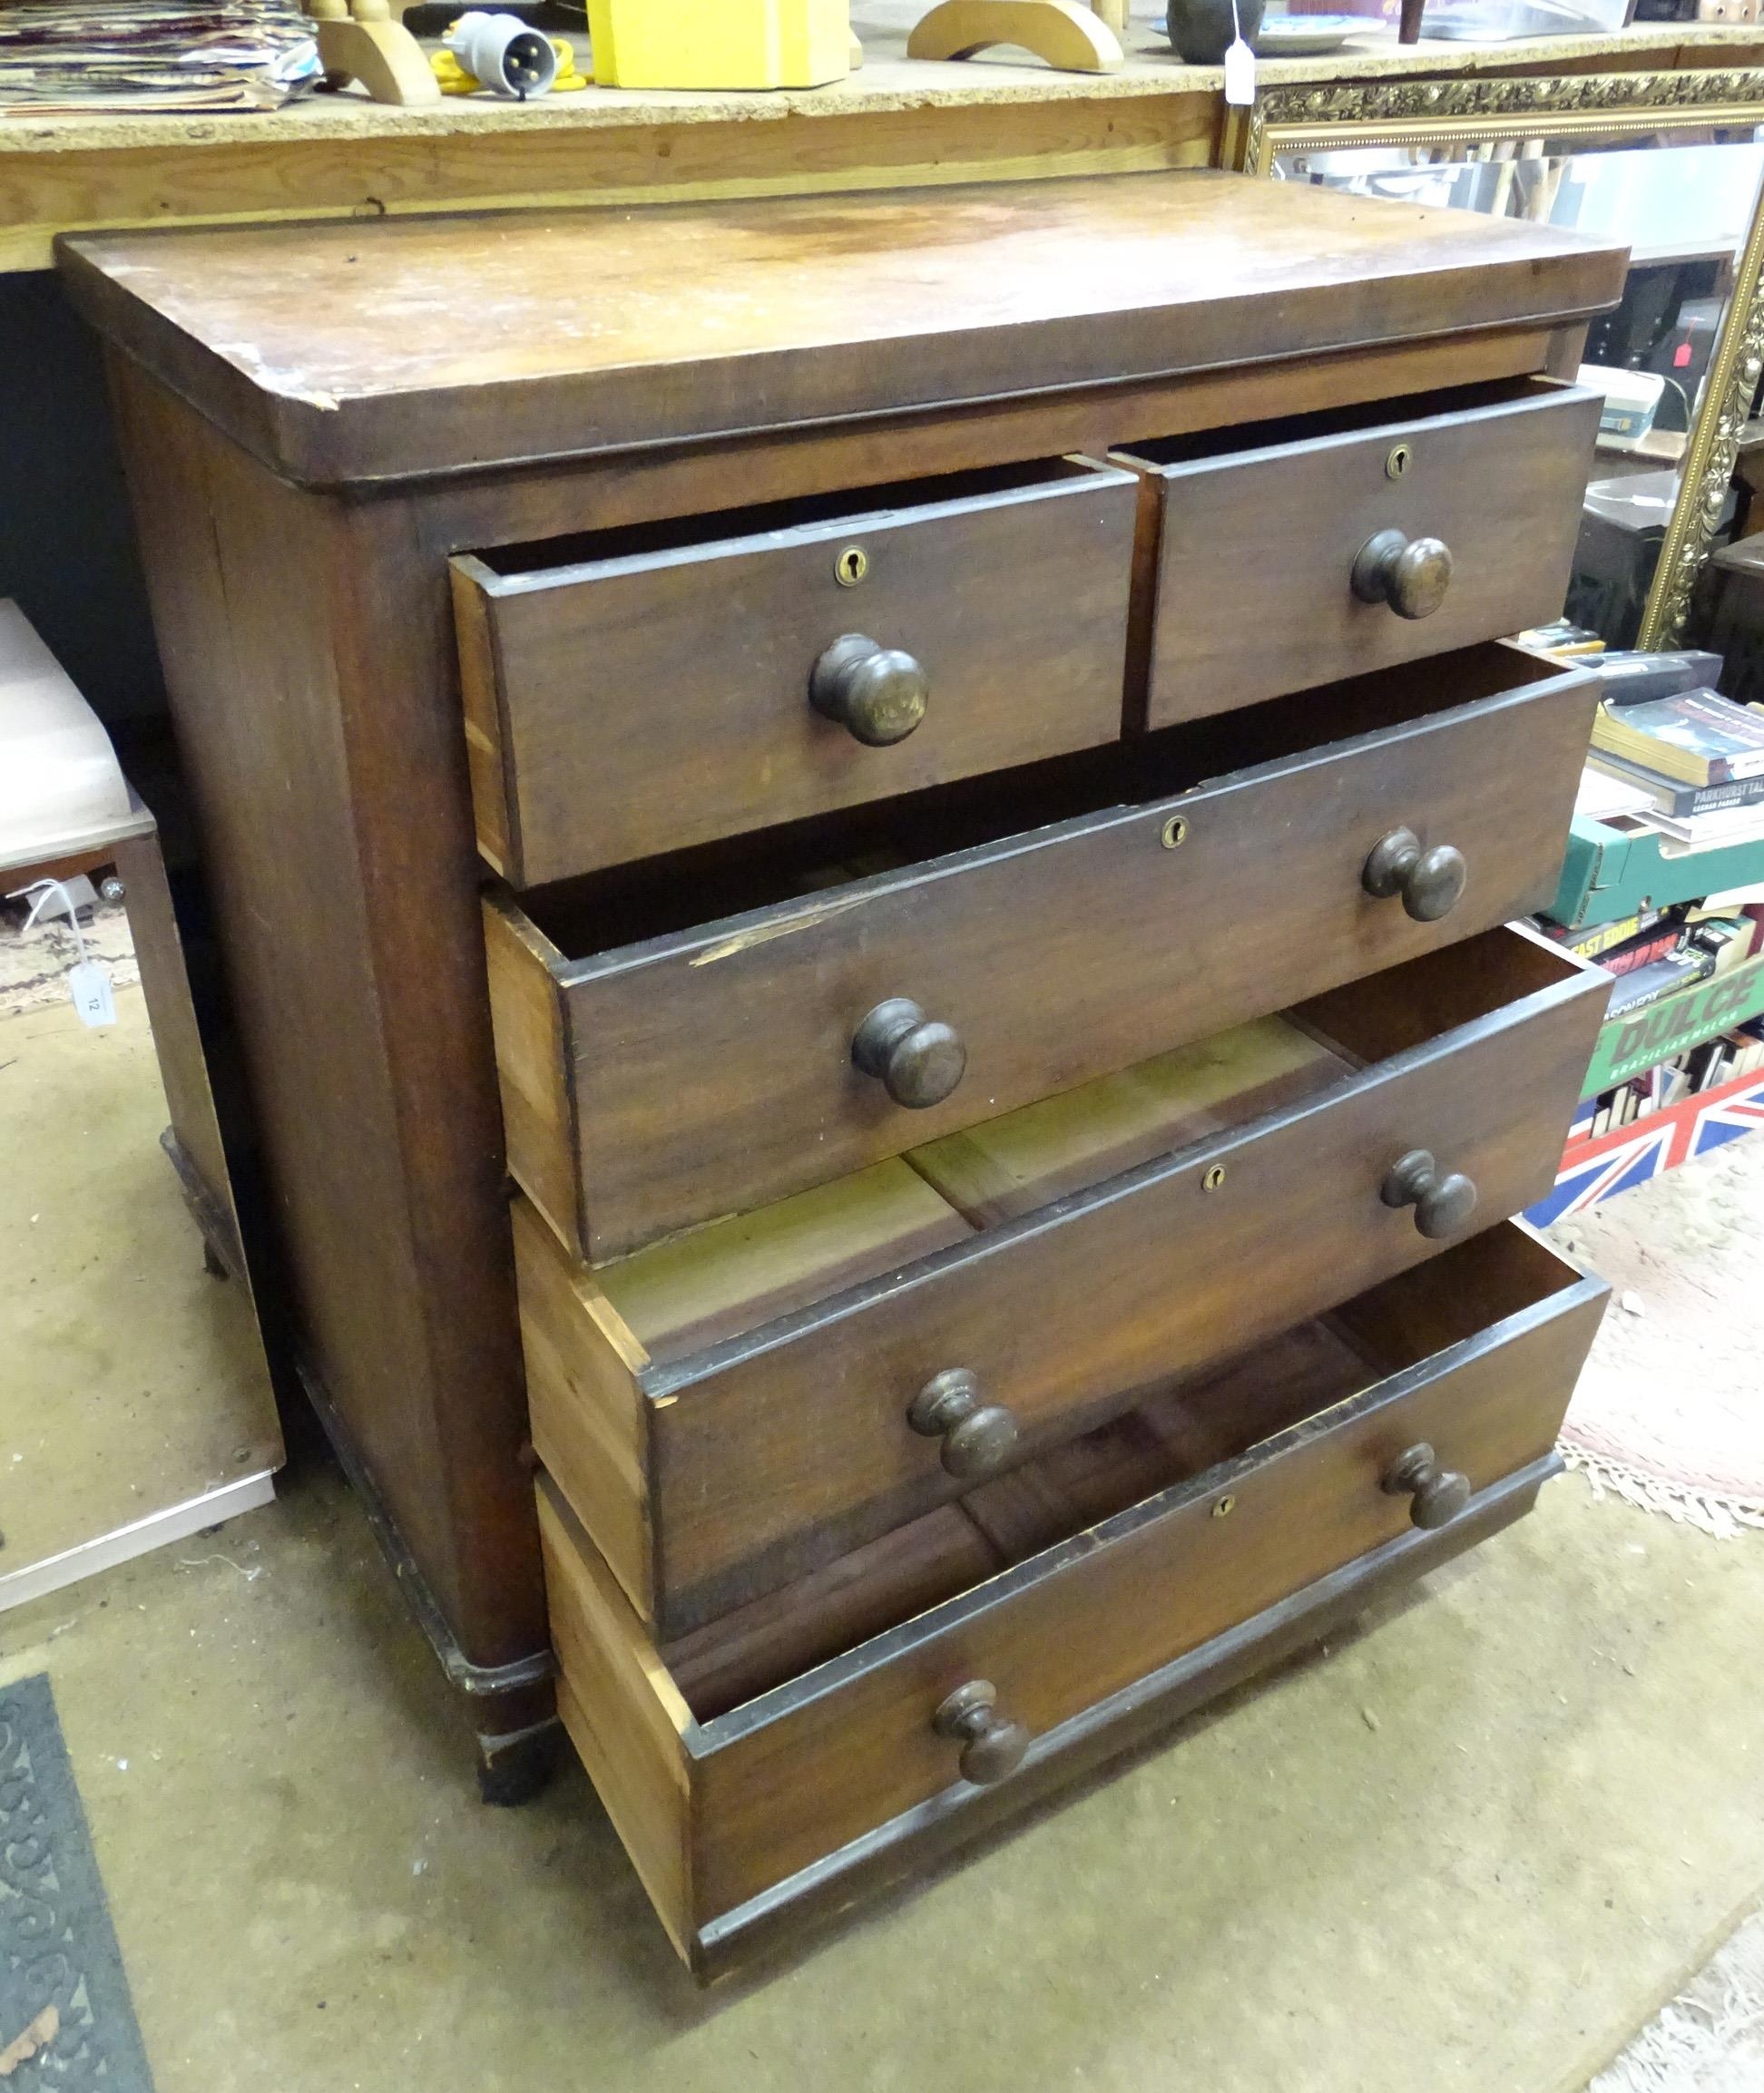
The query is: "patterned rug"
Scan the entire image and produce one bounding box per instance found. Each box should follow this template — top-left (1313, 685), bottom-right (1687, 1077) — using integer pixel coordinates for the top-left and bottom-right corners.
top-left (0, 896), bottom-right (137, 1022)
top-left (1549, 1133), bottom-right (1764, 1539)
top-left (0, 1675), bottom-right (154, 2089)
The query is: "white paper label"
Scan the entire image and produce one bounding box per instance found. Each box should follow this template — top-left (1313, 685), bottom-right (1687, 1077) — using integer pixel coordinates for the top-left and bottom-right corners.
top-left (1223, 35), bottom-right (1256, 107)
top-left (68, 959), bottom-right (115, 1028)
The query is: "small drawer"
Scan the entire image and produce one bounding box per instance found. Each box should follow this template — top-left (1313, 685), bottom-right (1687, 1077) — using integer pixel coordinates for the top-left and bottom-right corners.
top-left (537, 1223), bottom-right (1608, 1976)
top-left (1112, 377), bottom-right (1602, 729)
top-left (519, 922), bottom-right (1609, 1638)
top-left (453, 456), bottom-right (1139, 886)
top-left (485, 641), bottom-right (1598, 1262)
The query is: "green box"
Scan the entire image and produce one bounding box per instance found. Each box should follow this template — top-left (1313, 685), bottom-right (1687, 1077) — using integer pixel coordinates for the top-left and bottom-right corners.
top-left (1545, 816), bottom-right (1764, 932)
top-left (1582, 954), bottom-right (1764, 1096)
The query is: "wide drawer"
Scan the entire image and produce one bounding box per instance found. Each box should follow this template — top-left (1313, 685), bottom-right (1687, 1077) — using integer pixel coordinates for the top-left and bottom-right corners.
top-left (519, 924), bottom-right (1609, 1636)
top-left (538, 1223), bottom-right (1608, 1976)
top-left (453, 456), bottom-right (1138, 887)
top-left (486, 641), bottom-right (1598, 1261)
top-left (1114, 377), bottom-right (1602, 729)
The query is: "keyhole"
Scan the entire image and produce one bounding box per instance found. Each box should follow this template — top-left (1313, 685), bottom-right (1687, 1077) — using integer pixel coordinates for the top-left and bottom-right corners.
top-left (836, 545), bottom-right (869, 586)
top-left (1386, 443), bottom-right (1413, 482)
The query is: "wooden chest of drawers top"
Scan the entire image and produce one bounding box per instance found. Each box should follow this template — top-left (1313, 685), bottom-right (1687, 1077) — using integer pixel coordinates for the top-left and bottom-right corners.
top-left (60, 171), bottom-right (1624, 486)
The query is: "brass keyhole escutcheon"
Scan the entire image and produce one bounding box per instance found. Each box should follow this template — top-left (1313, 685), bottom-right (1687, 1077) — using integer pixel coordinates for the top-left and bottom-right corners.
top-left (1212, 1494), bottom-right (1237, 1519)
top-left (1161, 814), bottom-right (1189, 850)
top-left (835, 544), bottom-right (869, 586)
top-left (1202, 1163), bottom-right (1227, 1192)
top-left (1386, 442), bottom-right (1412, 481)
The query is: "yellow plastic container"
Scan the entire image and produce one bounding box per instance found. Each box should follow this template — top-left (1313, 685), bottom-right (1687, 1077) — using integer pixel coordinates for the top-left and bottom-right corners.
top-left (586, 0), bottom-right (849, 87)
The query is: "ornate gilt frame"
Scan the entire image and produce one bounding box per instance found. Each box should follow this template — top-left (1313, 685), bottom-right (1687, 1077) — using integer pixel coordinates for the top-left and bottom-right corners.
top-left (1227, 68), bottom-right (1764, 645)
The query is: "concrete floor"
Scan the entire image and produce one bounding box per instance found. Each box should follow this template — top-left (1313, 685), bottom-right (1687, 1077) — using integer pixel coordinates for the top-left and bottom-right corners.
top-left (3, 1023), bottom-right (1762, 2088)
top-left (1, 983), bottom-right (279, 1585)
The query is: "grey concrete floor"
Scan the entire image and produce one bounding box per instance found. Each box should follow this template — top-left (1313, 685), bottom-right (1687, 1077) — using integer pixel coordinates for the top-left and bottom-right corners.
top-left (2, 1130), bottom-right (1761, 2089)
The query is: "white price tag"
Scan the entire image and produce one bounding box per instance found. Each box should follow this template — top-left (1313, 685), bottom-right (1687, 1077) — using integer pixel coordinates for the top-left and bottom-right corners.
top-left (1223, 34), bottom-right (1256, 107)
top-left (67, 958), bottom-right (116, 1028)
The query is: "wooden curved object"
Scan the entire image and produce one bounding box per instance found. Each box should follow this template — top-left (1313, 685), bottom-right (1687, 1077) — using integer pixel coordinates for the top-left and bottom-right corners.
top-left (907, 0), bottom-right (1123, 73)
top-left (309, 2), bottom-right (443, 104)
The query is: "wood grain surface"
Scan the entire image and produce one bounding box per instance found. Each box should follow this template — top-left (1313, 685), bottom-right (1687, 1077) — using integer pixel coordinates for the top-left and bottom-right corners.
top-left (111, 365), bottom-right (545, 1675)
top-left (495, 646), bottom-right (1598, 1259)
top-left (455, 458), bottom-right (1137, 885)
top-left (521, 924), bottom-right (1606, 1633)
top-left (58, 173), bottom-right (1626, 484)
top-left (538, 1224), bottom-right (1606, 1948)
top-left (1119, 377), bottom-right (1603, 724)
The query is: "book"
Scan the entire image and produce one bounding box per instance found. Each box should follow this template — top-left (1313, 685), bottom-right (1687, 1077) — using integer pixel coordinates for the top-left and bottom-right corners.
top-left (1601, 923), bottom-right (1686, 977)
top-left (1594, 650), bottom-right (1723, 707)
top-left (1540, 905), bottom-right (1672, 961)
top-left (1591, 687), bottom-right (1764, 787)
top-left (1643, 801), bottom-right (1764, 849)
top-left (1605, 947), bottom-right (1718, 1018)
top-left (1585, 750), bottom-right (1764, 818)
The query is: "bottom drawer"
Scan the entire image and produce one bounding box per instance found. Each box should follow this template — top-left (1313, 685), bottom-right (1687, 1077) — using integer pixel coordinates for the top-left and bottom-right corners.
top-left (539, 1224), bottom-right (1606, 1978)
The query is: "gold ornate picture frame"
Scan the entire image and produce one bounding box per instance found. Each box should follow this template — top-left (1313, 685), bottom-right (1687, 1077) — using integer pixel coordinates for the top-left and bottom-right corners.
top-left (1226, 68), bottom-right (1764, 645)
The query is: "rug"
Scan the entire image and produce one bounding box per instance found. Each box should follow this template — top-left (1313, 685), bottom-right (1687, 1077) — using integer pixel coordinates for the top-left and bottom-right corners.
top-left (0, 1675), bottom-right (155, 2089)
top-left (0, 897), bottom-right (137, 1022)
top-left (1549, 1132), bottom-right (1764, 1539)
top-left (1592, 1910), bottom-right (1764, 2091)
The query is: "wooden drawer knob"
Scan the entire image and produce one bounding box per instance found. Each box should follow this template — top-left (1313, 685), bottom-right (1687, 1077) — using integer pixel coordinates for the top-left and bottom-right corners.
top-left (809, 633), bottom-right (929, 746)
top-left (851, 997), bottom-right (966, 1108)
top-left (933, 1679), bottom-right (1031, 1785)
top-left (1361, 826), bottom-right (1467, 923)
top-left (1380, 1442), bottom-right (1472, 1530)
top-left (908, 1367), bottom-right (1019, 1479)
top-left (1351, 528), bottom-right (1454, 620)
top-left (1380, 1148), bottom-right (1477, 1238)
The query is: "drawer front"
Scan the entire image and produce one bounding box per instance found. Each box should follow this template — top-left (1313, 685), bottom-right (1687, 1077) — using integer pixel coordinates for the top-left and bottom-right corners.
top-left (453, 460), bottom-right (1138, 886)
top-left (539, 1229), bottom-right (1609, 1952)
top-left (1117, 382), bottom-right (1602, 728)
top-left (518, 929), bottom-right (1610, 1634)
top-left (500, 650), bottom-right (1597, 1261)
top-left (637, 942), bottom-right (1605, 1628)
top-left (693, 1258), bottom-right (1603, 1919)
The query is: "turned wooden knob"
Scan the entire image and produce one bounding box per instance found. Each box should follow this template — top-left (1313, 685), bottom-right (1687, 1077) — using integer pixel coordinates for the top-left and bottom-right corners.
top-left (809, 633), bottom-right (928, 746)
top-left (1361, 826), bottom-right (1467, 923)
top-left (932, 1679), bottom-right (1030, 1785)
top-left (1351, 528), bottom-right (1453, 619)
top-left (851, 997), bottom-right (965, 1108)
top-left (907, 1368), bottom-right (1019, 1479)
top-left (1380, 1443), bottom-right (1472, 1530)
top-left (1380, 1148), bottom-right (1477, 1238)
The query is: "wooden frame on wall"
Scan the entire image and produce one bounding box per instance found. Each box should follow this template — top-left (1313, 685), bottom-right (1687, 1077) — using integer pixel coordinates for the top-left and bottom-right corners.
top-left (1224, 67), bottom-right (1764, 647)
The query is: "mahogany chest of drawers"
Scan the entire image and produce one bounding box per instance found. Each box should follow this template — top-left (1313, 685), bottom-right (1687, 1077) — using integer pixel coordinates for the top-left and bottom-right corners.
top-left (63, 171), bottom-right (1625, 1977)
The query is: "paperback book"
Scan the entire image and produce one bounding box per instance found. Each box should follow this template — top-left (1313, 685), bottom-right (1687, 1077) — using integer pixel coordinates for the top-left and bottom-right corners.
top-left (1591, 687), bottom-right (1764, 787)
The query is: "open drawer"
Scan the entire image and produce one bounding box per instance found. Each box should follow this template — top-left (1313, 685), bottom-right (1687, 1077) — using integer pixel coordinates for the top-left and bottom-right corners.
top-left (538, 1222), bottom-right (1609, 1977)
top-left (518, 923), bottom-right (1610, 1637)
top-left (453, 455), bottom-right (1139, 887)
top-left (1113, 375), bottom-right (1601, 728)
top-left (485, 641), bottom-right (1599, 1263)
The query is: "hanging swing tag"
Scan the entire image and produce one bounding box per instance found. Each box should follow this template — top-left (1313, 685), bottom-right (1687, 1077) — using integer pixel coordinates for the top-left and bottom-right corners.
top-left (67, 958), bottom-right (116, 1028)
top-left (1223, 34), bottom-right (1256, 107)
top-left (7, 875), bottom-right (117, 1028)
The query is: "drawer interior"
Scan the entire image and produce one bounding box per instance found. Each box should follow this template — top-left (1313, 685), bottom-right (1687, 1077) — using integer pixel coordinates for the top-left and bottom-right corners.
top-left (587, 924), bottom-right (1586, 1362)
top-left (514, 640), bottom-right (1563, 968)
top-left (1115, 374), bottom-right (1552, 471)
top-left (464, 455), bottom-right (1112, 582)
top-left (652, 1223), bottom-right (1587, 1724)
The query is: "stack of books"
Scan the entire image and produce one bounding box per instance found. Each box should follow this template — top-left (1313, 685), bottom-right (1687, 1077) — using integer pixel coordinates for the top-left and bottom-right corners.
top-left (1585, 675), bottom-right (1764, 856)
top-left (0, 2), bottom-right (319, 113)
top-left (1569, 1015), bottom-right (1764, 1142)
top-left (1543, 902), bottom-right (1763, 1018)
